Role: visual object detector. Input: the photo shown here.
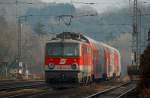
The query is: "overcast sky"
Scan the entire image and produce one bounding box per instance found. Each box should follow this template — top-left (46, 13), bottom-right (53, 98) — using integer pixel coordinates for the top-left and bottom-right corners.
top-left (40, 0), bottom-right (130, 13)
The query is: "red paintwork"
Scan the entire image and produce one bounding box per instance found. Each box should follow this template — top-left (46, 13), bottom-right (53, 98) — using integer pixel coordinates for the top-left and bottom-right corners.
top-left (114, 50), bottom-right (119, 73)
top-left (44, 34), bottom-right (121, 81)
top-left (114, 51), bottom-right (119, 66)
top-left (104, 47), bottom-right (110, 71)
top-left (81, 44), bottom-right (93, 66)
top-left (45, 56), bottom-right (81, 65)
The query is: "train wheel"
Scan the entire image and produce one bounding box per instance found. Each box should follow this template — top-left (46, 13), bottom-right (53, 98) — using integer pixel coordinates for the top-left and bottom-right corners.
top-left (81, 76), bottom-right (91, 85)
top-left (113, 73), bottom-right (117, 80)
top-left (86, 76), bottom-right (89, 85)
top-left (92, 75), bottom-right (95, 82)
top-left (85, 76), bottom-right (92, 85)
top-left (82, 76), bottom-right (88, 85)
top-left (88, 76), bottom-right (93, 84)
top-left (86, 76), bottom-right (90, 85)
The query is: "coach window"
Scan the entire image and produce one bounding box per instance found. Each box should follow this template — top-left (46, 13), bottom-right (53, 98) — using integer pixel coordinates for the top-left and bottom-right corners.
top-left (93, 52), bottom-right (97, 65)
top-left (109, 50), bottom-right (113, 72)
top-left (82, 46), bottom-right (87, 54)
top-left (82, 46), bottom-right (84, 54)
top-left (99, 47), bottom-right (104, 72)
top-left (86, 47), bottom-right (88, 54)
top-left (87, 48), bottom-right (91, 54)
top-left (99, 47), bottom-right (104, 65)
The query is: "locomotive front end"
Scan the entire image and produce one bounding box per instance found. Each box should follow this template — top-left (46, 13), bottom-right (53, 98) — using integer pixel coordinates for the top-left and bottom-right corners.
top-left (44, 42), bottom-right (81, 84)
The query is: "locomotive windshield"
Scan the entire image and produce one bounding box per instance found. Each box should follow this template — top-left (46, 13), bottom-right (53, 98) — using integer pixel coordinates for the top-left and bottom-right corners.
top-left (46, 43), bottom-right (79, 57)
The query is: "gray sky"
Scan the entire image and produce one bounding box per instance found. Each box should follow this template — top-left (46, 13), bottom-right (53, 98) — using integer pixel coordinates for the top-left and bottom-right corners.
top-left (41, 0), bottom-right (130, 13)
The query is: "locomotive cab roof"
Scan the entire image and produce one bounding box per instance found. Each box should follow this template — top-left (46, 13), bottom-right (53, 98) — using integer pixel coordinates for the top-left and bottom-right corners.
top-left (50, 32), bottom-right (89, 43)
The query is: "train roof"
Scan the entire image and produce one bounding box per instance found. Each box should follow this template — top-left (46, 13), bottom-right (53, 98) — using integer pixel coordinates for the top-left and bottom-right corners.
top-left (46, 39), bottom-right (82, 43)
top-left (48, 32), bottom-right (119, 53)
top-left (49, 32), bottom-right (89, 43)
top-left (84, 35), bottom-right (119, 52)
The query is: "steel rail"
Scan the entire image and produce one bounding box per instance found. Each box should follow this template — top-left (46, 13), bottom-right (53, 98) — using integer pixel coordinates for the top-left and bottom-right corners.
top-left (2, 88), bottom-right (50, 98)
top-left (0, 81), bottom-right (46, 91)
top-left (86, 81), bottom-right (134, 98)
top-left (116, 86), bottom-right (136, 98)
top-left (0, 81), bottom-right (49, 98)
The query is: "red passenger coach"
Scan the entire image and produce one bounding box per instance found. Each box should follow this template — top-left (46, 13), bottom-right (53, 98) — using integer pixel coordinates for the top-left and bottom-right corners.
top-left (44, 32), bottom-right (121, 84)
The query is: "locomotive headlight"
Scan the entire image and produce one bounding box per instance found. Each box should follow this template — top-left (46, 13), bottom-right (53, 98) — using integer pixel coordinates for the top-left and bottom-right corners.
top-left (71, 64), bottom-right (77, 69)
top-left (48, 63), bottom-right (55, 69)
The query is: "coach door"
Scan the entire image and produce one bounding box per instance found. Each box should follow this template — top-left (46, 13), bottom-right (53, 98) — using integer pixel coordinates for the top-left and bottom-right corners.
top-left (94, 50), bottom-right (100, 78)
top-left (98, 47), bottom-right (104, 78)
top-left (82, 45), bottom-right (89, 74)
top-left (104, 47), bottom-right (110, 78)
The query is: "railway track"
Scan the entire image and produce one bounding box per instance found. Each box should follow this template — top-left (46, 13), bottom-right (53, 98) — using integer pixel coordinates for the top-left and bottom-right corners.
top-left (0, 80), bottom-right (46, 91)
top-left (0, 80), bottom-right (51, 98)
top-left (0, 80), bottom-right (134, 98)
top-left (1, 88), bottom-right (51, 98)
top-left (11, 80), bottom-right (127, 98)
top-left (86, 81), bottom-right (136, 98)
top-left (0, 80), bottom-right (44, 87)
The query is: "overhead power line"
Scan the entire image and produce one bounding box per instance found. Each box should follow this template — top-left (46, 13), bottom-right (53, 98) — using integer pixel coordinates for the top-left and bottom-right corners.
top-left (72, 1), bottom-right (96, 5)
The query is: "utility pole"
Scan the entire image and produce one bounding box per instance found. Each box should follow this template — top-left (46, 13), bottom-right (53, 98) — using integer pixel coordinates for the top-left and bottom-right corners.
top-left (132, 0), bottom-right (141, 66)
top-left (17, 17), bottom-right (24, 79)
top-left (17, 15), bottom-right (29, 78)
top-left (18, 18), bottom-right (22, 63)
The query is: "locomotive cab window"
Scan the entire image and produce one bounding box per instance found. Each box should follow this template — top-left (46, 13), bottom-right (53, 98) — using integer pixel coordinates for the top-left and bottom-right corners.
top-left (64, 43), bottom-right (79, 56)
top-left (46, 43), bottom-right (79, 57)
top-left (46, 43), bottom-right (62, 56)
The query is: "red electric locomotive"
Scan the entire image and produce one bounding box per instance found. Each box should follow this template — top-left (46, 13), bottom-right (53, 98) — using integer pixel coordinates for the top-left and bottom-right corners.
top-left (44, 32), bottom-right (121, 84)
